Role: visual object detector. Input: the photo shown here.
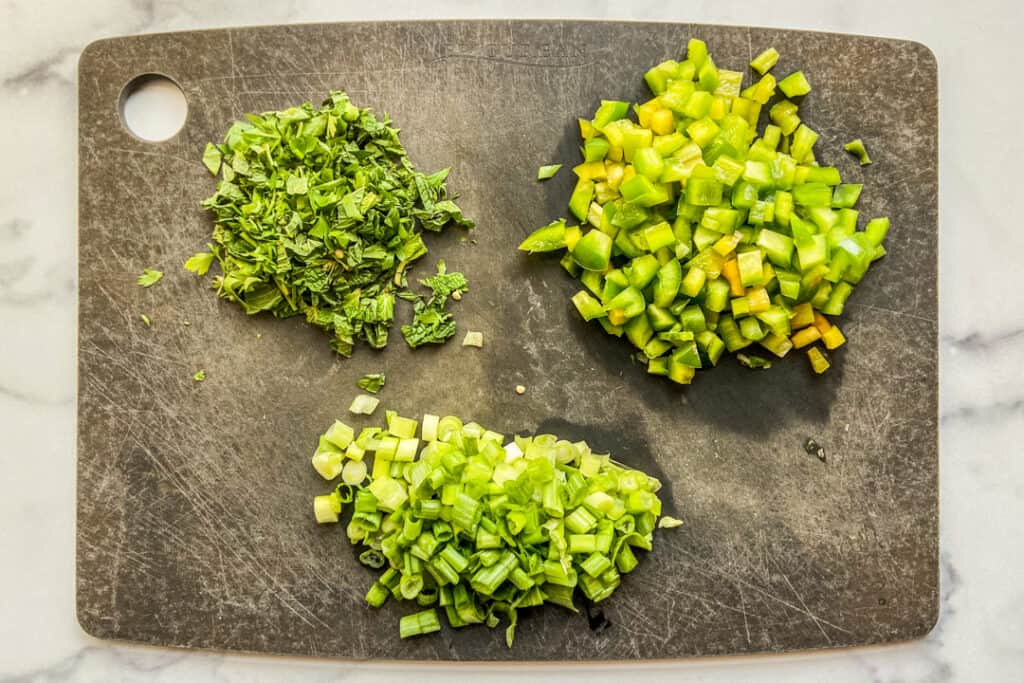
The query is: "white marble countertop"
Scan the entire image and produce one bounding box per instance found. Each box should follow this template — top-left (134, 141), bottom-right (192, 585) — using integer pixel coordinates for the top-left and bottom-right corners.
top-left (2, 0), bottom-right (1022, 680)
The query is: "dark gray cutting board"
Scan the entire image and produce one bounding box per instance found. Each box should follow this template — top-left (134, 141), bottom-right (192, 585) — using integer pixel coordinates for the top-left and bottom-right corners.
top-left (77, 20), bottom-right (938, 661)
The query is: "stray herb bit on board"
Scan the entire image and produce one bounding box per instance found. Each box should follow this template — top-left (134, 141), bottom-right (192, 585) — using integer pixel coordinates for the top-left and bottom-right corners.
top-left (184, 251), bottom-right (215, 276)
top-left (136, 269), bottom-right (163, 288)
top-left (195, 90), bottom-right (474, 358)
top-left (139, 314), bottom-right (151, 327)
top-left (193, 369), bottom-right (206, 382)
top-left (400, 261), bottom-right (469, 349)
top-left (537, 164), bottom-right (562, 180)
top-left (462, 331), bottom-right (483, 347)
top-left (357, 373), bottom-right (386, 394)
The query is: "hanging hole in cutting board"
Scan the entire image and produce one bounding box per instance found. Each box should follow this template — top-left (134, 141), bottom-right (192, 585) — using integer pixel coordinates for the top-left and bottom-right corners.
top-left (119, 74), bottom-right (187, 142)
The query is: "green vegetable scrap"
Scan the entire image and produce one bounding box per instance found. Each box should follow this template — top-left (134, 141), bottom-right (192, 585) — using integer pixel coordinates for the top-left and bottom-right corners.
top-left (136, 269), bottom-right (163, 288)
top-left (537, 164), bottom-right (563, 180)
top-left (139, 314), bottom-right (151, 327)
top-left (349, 394), bottom-right (380, 415)
top-left (195, 91), bottom-right (474, 357)
top-left (400, 260), bottom-right (468, 348)
top-left (357, 373), bottom-right (386, 393)
top-left (193, 369), bottom-right (206, 382)
top-left (520, 39), bottom-right (890, 382)
top-left (311, 413), bottom-right (679, 646)
top-left (844, 138), bottom-right (872, 165)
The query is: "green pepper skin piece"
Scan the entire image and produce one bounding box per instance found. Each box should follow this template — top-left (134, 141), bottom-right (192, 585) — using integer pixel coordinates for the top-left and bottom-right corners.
top-left (572, 230), bottom-right (613, 271)
top-left (518, 219), bottom-right (567, 253)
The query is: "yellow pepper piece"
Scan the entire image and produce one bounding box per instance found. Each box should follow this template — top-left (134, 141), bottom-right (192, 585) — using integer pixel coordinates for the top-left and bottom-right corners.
top-left (746, 286), bottom-right (771, 313)
top-left (649, 108), bottom-right (675, 136)
top-left (822, 324), bottom-right (846, 350)
top-left (578, 118), bottom-right (596, 140)
top-left (607, 145), bottom-right (624, 162)
top-left (573, 161), bottom-right (607, 181)
top-left (790, 302), bottom-right (815, 329)
top-left (709, 95), bottom-right (730, 121)
top-left (564, 225), bottom-right (582, 252)
top-left (607, 309), bottom-right (628, 326)
top-left (791, 326), bottom-right (822, 349)
top-left (722, 259), bottom-right (745, 296)
top-left (813, 312), bottom-right (832, 335)
top-left (635, 99), bottom-right (660, 128)
top-left (807, 346), bottom-right (830, 374)
top-left (621, 165), bottom-right (637, 185)
top-left (605, 162), bottom-right (625, 190)
top-left (712, 232), bottom-right (742, 256)
top-left (744, 101), bottom-right (762, 127)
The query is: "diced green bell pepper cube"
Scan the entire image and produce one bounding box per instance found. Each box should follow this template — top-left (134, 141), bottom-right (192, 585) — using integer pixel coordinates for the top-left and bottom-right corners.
top-left (652, 258), bottom-right (682, 307)
top-left (737, 249), bottom-right (764, 287)
top-left (778, 71), bottom-right (811, 97)
top-left (653, 132), bottom-right (687, 157)
top-left (769, 100), bottom-right (800, 135)
top-left (572, 229), bottom-right (613, 271)
top-left (672, 340), bottom-right (703, 368)
top-left (703, 278), bottom-right (732, 312)
top-left (643, 221), bottom-right (676, 253)
top-left (592, 100), bottom-right (630, 131)
top-left (684, 177), bottom-right (724, 206)
top-left (571, 291), bottom-right (606, 321)
top-left (687, 38), bottom-right (709, 68)
top-left (583, 138), bottom-right (611, 163)
top-left (646, 304), bottom-right (677, 332)
top-left (731, 181), bottom-right (759, 208)
top-left (795, 234), bottom-right (828, 272)
top-left (750, 47), bottom-right (779, 75)
top-left (632, 147), bottom-right (665, 180)
top-left (792, 182), bottom-right (832, 207)
top-left (739, 315), bottom-right (766, 341)
top-left (580, 268), bottom-right (603, 295)
top-left (647, 356), bottom-right (669, 375)
top-left (644, 337), bottom-right (674, 359)
top-left (756, 229), bottom-right (795, 267)
top-left (821, 281), bottom-right (853, 315)
top-left (678, 304), bottom-right (707, 332)
top-left (864, 217), bottom-right (890, 246)
top-left (569, 179), bottom-right (595, 221)
top-left (644, 59), bottom-right (681, 95)
top-left (686, 117), bottom-right (720, 147)
top-left (681, 91), bottom-right (713, 119)
top-left (695, 330), bottom-right (726, 366)
top-left (790, 124), bottom-right (819, 163)
top-left (624, 311), bottom-right (654, 348)
top-left (626, 254), bottom-right (660, 289)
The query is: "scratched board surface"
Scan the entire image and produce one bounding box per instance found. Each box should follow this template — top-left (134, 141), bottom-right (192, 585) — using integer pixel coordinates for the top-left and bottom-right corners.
top-left (77, 21), bottom-right (938, 660)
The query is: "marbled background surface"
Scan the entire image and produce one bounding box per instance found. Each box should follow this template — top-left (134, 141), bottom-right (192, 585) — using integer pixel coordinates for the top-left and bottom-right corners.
top-left (1, 0), bottom-right (1021, 681)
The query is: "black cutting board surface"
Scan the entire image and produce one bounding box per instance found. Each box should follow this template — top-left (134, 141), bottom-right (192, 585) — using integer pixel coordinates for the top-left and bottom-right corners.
top-left (77, 20), bottom-right (938, 661)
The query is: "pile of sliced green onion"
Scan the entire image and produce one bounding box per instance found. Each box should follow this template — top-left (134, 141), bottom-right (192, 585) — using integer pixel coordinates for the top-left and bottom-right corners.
top-left (520, 39), bottom-right (889, 383)
top-left (311, 412), bottom-right (679, 645)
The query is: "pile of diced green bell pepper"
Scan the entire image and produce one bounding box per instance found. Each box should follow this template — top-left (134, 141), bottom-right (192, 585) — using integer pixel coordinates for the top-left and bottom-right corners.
top-left (520, 39), bottom-right (888, 383)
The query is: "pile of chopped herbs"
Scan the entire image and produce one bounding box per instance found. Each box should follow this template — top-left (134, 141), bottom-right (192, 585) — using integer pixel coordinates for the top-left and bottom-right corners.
top-left (311, 413), bottom-right (680, 646)
top-left (194, 91), bottom-right (474, 356)
top-left (520, 40), bottom-right (889, 383)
